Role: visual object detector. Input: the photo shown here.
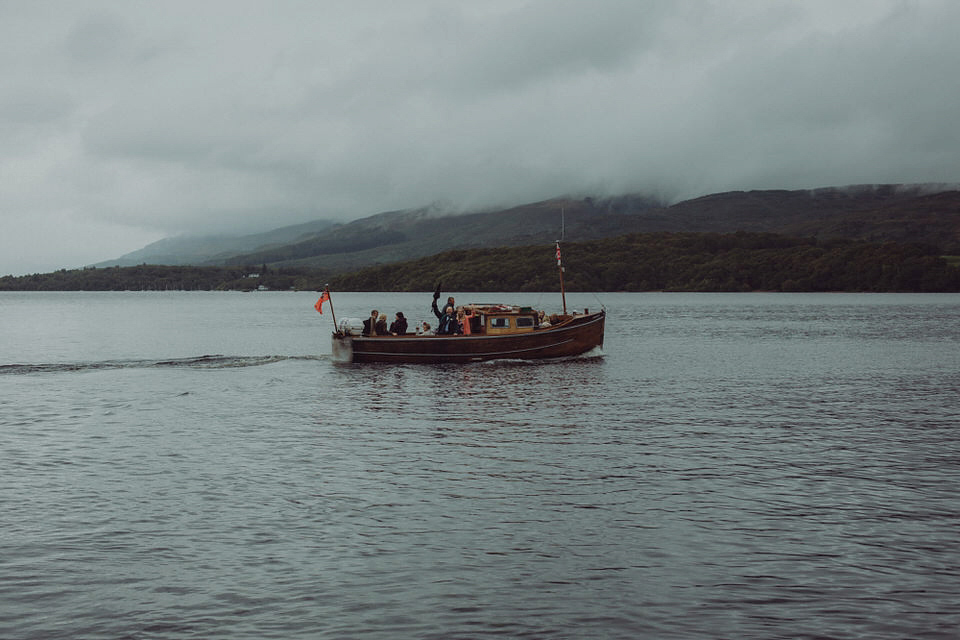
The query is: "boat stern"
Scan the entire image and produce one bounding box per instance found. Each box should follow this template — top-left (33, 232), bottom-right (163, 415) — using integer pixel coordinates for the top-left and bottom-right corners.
top-left (331, 333), bottom-right (354, 363)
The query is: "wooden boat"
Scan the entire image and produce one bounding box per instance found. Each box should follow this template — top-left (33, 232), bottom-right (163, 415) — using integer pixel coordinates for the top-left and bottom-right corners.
top-left (320, 241), bottom-right (604, 364)
top-left (331, 304), bottom-right (604, 364)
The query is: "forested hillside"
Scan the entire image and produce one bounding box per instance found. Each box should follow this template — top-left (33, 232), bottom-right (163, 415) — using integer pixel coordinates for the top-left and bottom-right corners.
top-left (91, 184), bottom-right (960, 271)
top-left (212, 195), bottom-right (663, 270)
top-left (328, 232), bottom-right (960, 293)
top-left (212, 186), bottom-right (960, 271)
top-left (0, 264), bottom-right (330, 292)
top-left (6, 232), bottom-right (958, 293)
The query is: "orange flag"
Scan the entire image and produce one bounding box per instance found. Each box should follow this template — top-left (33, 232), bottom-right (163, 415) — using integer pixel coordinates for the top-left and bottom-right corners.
top-left (314, 290), bottom-right (330, 314)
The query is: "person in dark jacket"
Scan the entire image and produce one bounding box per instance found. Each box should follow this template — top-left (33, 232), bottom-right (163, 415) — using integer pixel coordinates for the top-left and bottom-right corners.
top-left (362, 310), bottom-right (379, 336)
top-left (433, 304), bottom-right (459, 335)
top-left (431, 285), bottom-right (458, 332)
top-left (389, 312), bottom-right (408, 335)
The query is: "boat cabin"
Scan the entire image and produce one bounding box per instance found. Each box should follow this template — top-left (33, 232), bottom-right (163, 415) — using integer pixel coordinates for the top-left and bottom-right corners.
top-left (463, 304), bottom-right (568, 336)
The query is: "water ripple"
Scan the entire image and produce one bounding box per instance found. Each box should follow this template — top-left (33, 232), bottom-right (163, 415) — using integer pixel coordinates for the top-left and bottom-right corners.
top-left (0, 354), bottom-right (325, 375)
top-left (2, 293), bottom-right (959, 639)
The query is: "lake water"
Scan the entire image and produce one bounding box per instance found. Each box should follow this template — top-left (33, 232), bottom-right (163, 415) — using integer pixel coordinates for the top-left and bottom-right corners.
top-left (1, 291), bottom-right (958, 639)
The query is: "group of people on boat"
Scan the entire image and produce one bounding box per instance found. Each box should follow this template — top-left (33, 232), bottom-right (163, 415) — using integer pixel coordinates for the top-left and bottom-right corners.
top-left (431, 293), bottom-right (475, 336)
top-left (360, 288), bottom-right (477, 337)
top-left (361, 309), bottom-right (408, 336)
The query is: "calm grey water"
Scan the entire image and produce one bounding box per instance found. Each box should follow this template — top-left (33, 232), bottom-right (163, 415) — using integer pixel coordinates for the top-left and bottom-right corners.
top-left (1, 291), bottom-right (958, 639)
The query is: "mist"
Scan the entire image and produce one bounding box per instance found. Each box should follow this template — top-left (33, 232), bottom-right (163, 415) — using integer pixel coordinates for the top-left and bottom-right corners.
top-left (2, 1), bottom-right (959, 275)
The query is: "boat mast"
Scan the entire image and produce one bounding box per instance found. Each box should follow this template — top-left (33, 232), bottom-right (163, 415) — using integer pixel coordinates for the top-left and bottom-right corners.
top-left (557, 206), bottom-right (567, 314)
top-left (556, 240), bottom-right (567, 315)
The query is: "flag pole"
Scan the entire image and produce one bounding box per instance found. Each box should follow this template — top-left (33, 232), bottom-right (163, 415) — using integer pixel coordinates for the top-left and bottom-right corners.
top-left (556, 241), bottom-right (567, 315)
top-left (324, 285), bottom-right (339, 334)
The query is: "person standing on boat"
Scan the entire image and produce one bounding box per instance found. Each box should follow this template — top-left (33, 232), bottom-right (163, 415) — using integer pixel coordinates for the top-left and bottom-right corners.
top-left (439, 306), bottom-right (459, 334)
top-left (431, 285), bottom-right (459, 334)
top-left (362, 310), bottom-right (379, 336)
top-left (432, 302), bottom-right (459, 335)
top-left (389, 312), bottom-right (408, 335)
top-left (457, 308), bottom-right (473, 335)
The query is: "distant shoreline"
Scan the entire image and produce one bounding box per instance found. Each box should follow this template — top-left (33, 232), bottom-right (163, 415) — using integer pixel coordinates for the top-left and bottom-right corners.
top-left (3, 231), bottom-right (959, 294)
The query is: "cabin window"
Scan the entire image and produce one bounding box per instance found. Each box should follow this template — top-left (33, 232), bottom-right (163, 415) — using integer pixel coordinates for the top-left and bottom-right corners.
top-left (516, 317), bottom-right (534, 328)
top-left (490, 317), bottom-right (510, 329)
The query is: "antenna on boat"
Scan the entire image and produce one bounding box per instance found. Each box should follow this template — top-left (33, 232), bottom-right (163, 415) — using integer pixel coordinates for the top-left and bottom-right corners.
top-left (555, 240), bottom-right (567, 315)
top-left (556, 205), bottom-right (567, 314)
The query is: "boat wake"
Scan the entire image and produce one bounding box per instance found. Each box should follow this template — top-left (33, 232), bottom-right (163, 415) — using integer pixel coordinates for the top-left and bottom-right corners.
top-left (0, 354), bottom-right (327, 376)
top-left (478, 347), bottom-right (606, 367)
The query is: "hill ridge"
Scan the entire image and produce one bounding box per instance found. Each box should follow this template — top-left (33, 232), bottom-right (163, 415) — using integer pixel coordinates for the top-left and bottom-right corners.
top-left (99, 183), bottom-right (960, 269)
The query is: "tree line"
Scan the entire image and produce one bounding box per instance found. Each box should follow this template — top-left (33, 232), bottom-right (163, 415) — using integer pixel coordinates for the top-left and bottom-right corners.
top-left (328, 232), bottom-right (960, 293)
top-left (0, 264), bottom-right (332, 292)
top-left (2, 232), bottom-right (958, 292)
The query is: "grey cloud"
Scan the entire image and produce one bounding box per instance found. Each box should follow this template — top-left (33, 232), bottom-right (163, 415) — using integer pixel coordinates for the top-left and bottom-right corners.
top-left (0, 86), bottom-right (75, 126)
top-left (64, 13), bottom-right (131, 64)
top-left (420, 1), bottom-right (662, 97)
top-left (1, 0), bottom-right (959, 275)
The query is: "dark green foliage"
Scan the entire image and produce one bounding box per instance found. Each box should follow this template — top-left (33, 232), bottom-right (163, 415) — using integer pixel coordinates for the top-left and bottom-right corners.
top-left (0, 264), bottom-right (335, 292)
top-left (3, 233), bottom-right (959, 292)
top-left (328, 232), bottom-right (960, 293)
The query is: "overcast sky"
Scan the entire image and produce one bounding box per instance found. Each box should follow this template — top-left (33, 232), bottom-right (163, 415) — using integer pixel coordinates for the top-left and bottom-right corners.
top-left (2, 1), bottom-right (958, 275)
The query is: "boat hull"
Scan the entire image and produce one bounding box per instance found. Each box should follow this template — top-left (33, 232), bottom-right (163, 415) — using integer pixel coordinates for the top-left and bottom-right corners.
top-left (331, 310), bottom-right (605, 364)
